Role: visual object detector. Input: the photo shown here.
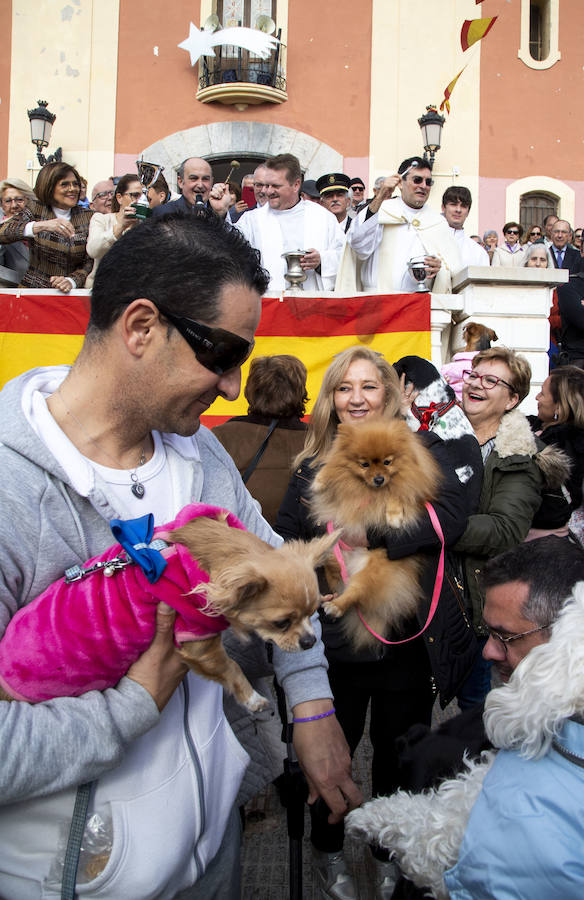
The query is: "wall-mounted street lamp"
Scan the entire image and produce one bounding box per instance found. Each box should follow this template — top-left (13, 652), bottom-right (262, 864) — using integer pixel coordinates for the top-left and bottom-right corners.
top-left (27, 100), bottom-right (62, 167)
top-left (418, 105), bottom-right (445, 169)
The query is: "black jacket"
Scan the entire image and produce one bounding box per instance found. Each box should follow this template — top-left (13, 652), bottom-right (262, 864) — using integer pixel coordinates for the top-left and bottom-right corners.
top-left (275, 431), bottom-right (479, 707)
top-left (528, 417), bottom-right (584, 526)
top-left (557, 278), bottom-right (584, 360)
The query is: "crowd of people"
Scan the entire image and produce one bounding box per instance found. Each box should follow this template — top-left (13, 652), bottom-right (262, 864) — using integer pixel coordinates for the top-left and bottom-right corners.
top-left (1, 154), bottom-right (582, 370)
top-left (0, 157), bottom-right (583, 900)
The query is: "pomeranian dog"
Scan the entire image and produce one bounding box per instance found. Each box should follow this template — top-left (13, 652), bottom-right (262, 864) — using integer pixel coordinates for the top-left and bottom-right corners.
top-left (311, 420), bottom-right (441, 650)
top-left (0, 503), bottom-right (338, 712)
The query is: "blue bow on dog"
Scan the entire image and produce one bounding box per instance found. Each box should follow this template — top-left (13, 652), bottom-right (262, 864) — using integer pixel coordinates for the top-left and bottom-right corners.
top-left (110, 514), bottom-right (167, 584)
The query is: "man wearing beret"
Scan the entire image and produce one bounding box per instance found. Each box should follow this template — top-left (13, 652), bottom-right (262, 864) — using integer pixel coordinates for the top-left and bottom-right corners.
top-left (317, 173), bottom-right (352, 233)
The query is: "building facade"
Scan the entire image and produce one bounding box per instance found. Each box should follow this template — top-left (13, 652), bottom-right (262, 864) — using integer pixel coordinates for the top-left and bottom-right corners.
top-left (0, 0), bottom-right (582, 237)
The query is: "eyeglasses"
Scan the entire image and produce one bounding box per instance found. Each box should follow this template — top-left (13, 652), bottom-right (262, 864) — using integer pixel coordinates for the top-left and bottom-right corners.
top-left (411, 176), bottom-right (434, 187)
top-left (58, 181), bottom-right (80, 190)
top-left (157, 308), bottom-right (253, 375)
top-left (506, 229), bottom-right (520, 235)
top-left (530, 231), bottom-right (542, 236)
top-left (352, 185), bottom-right (364, 191)
top-left (462, 370), bottom-right (517, 392)
top-left (483, 622), bottom-right (550, 655)
top-left (94, 190), bottom-right (114, 200)
top-left (2, 197), bottom-right (26, 205)
top-left (124, 191), bottom-right (143, 201)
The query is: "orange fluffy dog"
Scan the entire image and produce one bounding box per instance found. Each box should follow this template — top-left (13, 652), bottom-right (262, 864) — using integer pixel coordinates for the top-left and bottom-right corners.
top-left (311, 420), bottom-right (441, 650)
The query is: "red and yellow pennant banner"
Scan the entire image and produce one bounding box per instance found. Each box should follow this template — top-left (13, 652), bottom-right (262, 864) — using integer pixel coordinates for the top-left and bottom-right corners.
top-left (0, 291), bottom-right (431, 426)
top-left (440, 67), bottom-right (466, 114)
top-left (460, 16), bottom-right (497, 51)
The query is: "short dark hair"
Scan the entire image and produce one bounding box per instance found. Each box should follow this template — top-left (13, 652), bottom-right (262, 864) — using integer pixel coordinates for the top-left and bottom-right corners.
top-left (503, 221), bottom-right (523, 238)
top-left (111, 173), bottom-right (142, 213)
top-left (89, 212), bottom-right (269, 333)
top-left (245, 355), bottom-right (308, 418)
top-left (265, 154), bottom-right (302, 184)
top-left (150, 174), bottom-right (170, 202)
top-left (398, 156), bottom-right (430, 176)
top-left (442, 186), bottom-right (472, 209)
top-left (483, 537), bottom-right (584, 628)
top-left (34, 162), bottom-right (81, 206)
top-left (543, 213), bottom-right (558, 226)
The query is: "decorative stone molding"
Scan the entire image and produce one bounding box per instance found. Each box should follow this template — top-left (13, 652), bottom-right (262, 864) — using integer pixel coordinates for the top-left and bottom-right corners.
top-left (518, 0), bottom-right (561, 70)
top-left (505, 175), bottom-right (574, 226)
top-left (196, 82), bottom-right (287, 111)
top-left (140, 124), bottom-right (343, 191)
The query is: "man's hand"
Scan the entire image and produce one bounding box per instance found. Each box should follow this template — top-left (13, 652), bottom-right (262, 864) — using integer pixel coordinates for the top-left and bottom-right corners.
top-left (292, 699), bottom-right (362, 823)
top-left (127, 602), bottom-right (188, 711)
top-left (424, 255), bottom-right (442, 279)
top-left (208, 182), bottom-right (232, 219)
top-left (300, 248), bottom-right (321, 271)
top-left (368, 175), bottom-right (401, 214)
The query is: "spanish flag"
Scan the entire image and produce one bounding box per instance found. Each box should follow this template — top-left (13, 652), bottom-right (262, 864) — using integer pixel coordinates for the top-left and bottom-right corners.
top-left (0, 291), bottom-right (431, 426)
top-left (460, 16), bottom-right (497, 52)
top-left (440, 67), bottom-right (466, 115)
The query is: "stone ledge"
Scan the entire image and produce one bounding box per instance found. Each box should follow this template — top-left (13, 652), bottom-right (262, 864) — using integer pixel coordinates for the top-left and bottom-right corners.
top-left (452, 265), bottom-right (569, 292)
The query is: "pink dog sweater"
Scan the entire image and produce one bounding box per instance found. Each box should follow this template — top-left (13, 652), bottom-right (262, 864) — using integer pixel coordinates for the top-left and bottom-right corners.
top-left (0, 503), bottom-right (245, 702)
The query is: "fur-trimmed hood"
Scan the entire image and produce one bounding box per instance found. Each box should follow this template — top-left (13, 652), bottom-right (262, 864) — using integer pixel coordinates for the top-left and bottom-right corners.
top-left (496, 408), bottom-right (571, 488)
top-left (484, 580), bottom-right (584, 759)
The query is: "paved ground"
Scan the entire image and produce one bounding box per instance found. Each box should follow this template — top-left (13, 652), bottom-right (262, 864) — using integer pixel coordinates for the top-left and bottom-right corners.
top-left (240, 698), bottom-right (458, 899)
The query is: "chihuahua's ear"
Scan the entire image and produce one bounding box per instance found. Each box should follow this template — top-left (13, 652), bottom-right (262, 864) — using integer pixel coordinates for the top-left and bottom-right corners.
top-left (236, 576), bottom-right (269, 607)
top-left (303, 530), bottom-right (342, 569)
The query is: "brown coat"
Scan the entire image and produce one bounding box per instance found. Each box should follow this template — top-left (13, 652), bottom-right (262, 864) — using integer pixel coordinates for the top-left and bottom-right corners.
top-left (212, 415), bottom-right (307, 528)
top-left (0, 200), bottom-right (93, 288)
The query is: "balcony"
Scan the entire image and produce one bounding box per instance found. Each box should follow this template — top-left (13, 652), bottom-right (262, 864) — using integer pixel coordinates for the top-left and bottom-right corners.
top-left (197, 44), bottom-right (287, 110)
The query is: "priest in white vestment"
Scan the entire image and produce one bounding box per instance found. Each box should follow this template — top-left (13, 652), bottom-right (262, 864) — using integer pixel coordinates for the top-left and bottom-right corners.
top-left (336, 156), bottom-right (462, 293)
top-left (441, 185), bottom-right (490, 268)
top-left (236, 153), bottom-right (345, 292)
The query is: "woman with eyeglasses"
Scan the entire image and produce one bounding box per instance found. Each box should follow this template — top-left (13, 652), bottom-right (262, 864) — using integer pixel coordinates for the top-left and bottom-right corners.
top-left (0, 162), bottom-right (93, 292)
top-left (490, 222), bottom-right (526, 267)
top-left (85, 173), bottom-right (142, 289)
top-left (523, 224), bottom-right (544, 246)
top-left (0, 177), bottom-right (36, 283)
top-left (453, 347), bottom-right (569, 707)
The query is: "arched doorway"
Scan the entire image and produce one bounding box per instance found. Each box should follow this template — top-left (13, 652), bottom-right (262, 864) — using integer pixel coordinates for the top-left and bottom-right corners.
top-left (519, 191), bottom-right (558, 231)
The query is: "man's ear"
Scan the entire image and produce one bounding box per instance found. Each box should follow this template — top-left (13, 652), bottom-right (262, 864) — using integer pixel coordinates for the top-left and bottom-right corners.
top-left (119, 299), bottom-right (160, 358)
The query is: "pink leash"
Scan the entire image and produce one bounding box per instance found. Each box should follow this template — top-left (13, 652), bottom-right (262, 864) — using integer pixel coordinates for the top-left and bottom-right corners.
top-left (327, 502), bottom-right (445, 646)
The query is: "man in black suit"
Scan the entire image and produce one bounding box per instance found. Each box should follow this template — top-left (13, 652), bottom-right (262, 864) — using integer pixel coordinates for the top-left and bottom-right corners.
top-left (151, 157), bottom-right (231, 221)
top-left (550, 219), bottom-right (582, 274)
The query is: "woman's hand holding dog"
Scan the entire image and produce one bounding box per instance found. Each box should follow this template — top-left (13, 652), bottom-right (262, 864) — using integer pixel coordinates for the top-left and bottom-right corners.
top-left (126, 602), bottom-right (188, 711)
top-left (293, 699), bottom-right (362, 822)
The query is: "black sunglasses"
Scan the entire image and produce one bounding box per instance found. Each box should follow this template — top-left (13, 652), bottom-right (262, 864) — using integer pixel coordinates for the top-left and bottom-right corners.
top-left (411, 175), bottom-right (434, 187)
top-left (158, 308), bottom-right (252, 375)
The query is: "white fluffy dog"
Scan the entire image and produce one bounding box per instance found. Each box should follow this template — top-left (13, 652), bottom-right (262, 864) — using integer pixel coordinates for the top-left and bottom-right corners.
top-left (346, 580), bottom-right (584, 899)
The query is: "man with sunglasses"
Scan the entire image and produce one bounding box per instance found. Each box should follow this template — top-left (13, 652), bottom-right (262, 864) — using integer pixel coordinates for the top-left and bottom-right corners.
top-left (338, 156), bottom-right (461, 293)
top-left (0, 213), bottom-right (360, 899)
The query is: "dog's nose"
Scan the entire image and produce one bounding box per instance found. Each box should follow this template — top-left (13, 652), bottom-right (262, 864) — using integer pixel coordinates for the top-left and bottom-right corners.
top-left (299, 633), bottom-right (316, 650)
top-left (373, 475), bottom-right (385, 486)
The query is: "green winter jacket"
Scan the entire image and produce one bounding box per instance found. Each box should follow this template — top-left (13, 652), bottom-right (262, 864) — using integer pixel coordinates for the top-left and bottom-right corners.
top-left (454, 408), bottom-right (569, 633)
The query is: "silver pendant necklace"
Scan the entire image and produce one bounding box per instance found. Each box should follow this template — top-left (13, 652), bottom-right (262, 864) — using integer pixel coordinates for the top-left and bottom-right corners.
top-left (55, 390), bottom-right (148, 499)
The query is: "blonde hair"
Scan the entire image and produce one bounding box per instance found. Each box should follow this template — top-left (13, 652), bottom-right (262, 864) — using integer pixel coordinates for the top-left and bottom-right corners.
top-left (295, 346), bottom-right (401, 467)
top-left (473, 347), bottom-right (531, 405)
top-left (549, 366), bottom-right (584, 428)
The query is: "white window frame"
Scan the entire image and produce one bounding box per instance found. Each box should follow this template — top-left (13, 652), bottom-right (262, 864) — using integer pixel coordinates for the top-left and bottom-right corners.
top-left (518, 0), bottom-right (561, 70)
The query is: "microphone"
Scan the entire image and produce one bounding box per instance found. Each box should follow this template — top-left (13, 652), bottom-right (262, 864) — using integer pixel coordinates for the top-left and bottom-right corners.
top-left (195, 193), bottom-right (205, 207)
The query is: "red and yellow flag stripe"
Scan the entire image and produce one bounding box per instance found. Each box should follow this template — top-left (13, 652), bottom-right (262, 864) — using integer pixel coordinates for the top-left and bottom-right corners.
top-left (0, 291), bottom-right (431, 426)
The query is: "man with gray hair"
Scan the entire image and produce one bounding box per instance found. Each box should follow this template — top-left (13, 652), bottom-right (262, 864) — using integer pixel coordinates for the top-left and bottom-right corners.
top-left (152, 157), bottom-right (232, 220)
top-left (90, 179), bottom-right (115, 214)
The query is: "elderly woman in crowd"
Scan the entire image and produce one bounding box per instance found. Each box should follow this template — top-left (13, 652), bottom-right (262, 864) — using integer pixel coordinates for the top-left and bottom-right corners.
top-left (212, 354), bottom-right (309, 528)
top-left (85, 173), bottom-right (141, 289)
top-left (527, 366), bottom-right (584, 540)
top-left (491, 222), bottom-right (526, 267)
top-left (0, 162), bottom-right (92, 291)
top-left (523, 242), bottom-right (553, 268)
top-left (453, 348), bottom-right (569, 706)
top-left (0, 177), bottom-right (36, 282)
top-left (276, 346), bottom-right (478, 900)
top-left (482, 229), bottom-right (498, 262)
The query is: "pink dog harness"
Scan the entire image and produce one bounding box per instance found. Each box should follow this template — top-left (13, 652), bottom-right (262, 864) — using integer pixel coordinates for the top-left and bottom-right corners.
top-left (0, 504), bottom-right (245, 702)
